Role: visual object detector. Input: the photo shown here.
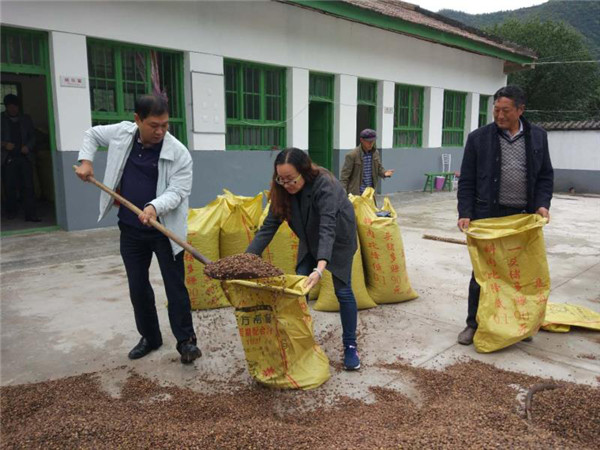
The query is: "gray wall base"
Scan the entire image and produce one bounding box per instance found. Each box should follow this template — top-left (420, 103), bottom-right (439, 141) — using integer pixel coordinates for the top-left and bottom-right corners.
top-left (553, 169), bottom-right (600, 194)
top-left (333, 147), bottom-right (464, 193)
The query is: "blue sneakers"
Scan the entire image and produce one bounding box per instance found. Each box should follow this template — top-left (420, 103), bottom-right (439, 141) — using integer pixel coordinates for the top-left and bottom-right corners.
top-left (344, 345), bottom-right (361, 370)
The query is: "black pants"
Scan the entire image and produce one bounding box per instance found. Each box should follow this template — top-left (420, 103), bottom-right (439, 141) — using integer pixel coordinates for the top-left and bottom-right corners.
top-left (466, 205), bottom-right (526, 329)
top-left (3, 155), bottom-right (37, 219)
top-left (119, 222), bottom-right (196, 348)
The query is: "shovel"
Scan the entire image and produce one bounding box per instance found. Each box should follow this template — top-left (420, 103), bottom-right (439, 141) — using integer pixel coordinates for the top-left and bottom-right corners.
top-left (72, 165), bottom-right (211, 265)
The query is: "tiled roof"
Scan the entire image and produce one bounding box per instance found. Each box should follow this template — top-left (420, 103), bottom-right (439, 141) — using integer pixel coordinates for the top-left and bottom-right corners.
top-left (282, 0), bottom-right (536, 60)
top-left (537, 120), bottom-right (600, 131)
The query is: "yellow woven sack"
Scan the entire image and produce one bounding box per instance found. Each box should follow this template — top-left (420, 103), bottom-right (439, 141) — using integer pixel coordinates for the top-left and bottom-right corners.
top-left (258, 203), bottom-right (299, 274)
top-left (352, 189), bottom-right (418, 304)
top-left (185, 199), bottom-right (230, 310)
top-left (219, 189), bottom-right (263, 227)
top-left (224, 275), bottom-right (331, 390)
top-left (541, 302), bottom-right (600, 332)
top-left (314, 239), bottom-right (377, 311)
top-left (219, 202), bottom-right (257, 258)
top-left (465, 214), bottom-right (550, 353)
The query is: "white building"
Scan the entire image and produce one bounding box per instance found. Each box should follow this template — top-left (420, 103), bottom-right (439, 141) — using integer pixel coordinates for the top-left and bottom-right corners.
top-left (0, 0), bottom-right (536, 233)
top-left (538, 120), bottom-right (600, 194)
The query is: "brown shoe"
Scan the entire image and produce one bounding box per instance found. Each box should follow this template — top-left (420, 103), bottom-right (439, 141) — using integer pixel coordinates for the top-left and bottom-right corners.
top-left (457, 326), bottom-right (476, 345)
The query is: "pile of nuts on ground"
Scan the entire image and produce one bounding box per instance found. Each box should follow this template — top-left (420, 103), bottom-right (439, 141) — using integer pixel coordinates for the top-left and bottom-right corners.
top-left (2, 359), bottom-right (598, 448)
top-left (204, 253), bottom-right (283, 280)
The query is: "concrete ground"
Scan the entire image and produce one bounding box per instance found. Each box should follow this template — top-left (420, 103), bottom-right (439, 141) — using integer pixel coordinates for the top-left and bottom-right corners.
top-left (1, 192), bottom-right (599, 403)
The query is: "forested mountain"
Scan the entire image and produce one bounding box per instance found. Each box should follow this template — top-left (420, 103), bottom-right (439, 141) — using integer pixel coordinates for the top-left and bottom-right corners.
top-left (439, 0), bottom-right (600, 58)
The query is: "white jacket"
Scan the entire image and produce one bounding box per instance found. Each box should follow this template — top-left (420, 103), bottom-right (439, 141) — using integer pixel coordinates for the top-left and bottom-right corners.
top-left (78, 121), bottom-right (192, 255)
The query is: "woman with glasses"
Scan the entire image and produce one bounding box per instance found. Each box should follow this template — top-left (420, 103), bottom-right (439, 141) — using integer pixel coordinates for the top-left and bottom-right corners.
top-left (246, 148), bottom-right (361, 370)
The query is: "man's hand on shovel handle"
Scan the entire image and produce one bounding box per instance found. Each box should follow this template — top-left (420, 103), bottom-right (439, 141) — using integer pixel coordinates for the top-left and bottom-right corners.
top-left (139, 204), bottom-right (157, 226)
top-left (76, 160), bottom-right (94, 182)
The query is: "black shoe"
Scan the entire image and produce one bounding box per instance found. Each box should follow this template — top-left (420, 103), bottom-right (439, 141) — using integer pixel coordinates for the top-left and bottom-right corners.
top-left (178, 339), bottom-right (202, 365)
top-left (457, 326), bottom-right (476, 345)
top-left (128, 337), bottom-right (161, 360)
top-left (25, 216), bottom-right (42, 222)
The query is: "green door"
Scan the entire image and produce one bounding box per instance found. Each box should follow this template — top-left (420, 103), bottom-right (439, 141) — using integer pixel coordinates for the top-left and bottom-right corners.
top-left (308, 101), bottom-right (332, 170)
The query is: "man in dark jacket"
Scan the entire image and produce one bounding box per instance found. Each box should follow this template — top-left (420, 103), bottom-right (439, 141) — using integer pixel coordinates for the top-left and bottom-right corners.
top-left (456, 85), bottom-right (553, 345)
top-left (1, 94), bottom-right (40, 221)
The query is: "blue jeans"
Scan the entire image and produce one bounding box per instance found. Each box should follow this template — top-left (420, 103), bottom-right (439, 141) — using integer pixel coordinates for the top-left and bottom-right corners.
top-left (297, 255), bottom-right (357, 347)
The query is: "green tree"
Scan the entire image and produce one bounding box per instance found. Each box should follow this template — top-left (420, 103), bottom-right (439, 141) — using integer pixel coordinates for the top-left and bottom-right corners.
top-left (488, 19), bottom-right (600, 121)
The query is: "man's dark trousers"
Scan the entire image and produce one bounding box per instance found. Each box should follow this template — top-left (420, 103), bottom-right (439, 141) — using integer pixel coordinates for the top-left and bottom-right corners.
top-left (467, 205), bottom-right (526, 329)
top-left (119, 222), bottom-right (196, 348)
top-left (4, 154), bottom-right (37, 218)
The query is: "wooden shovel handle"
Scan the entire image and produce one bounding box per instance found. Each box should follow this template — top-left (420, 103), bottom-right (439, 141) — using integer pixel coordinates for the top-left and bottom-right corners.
top-left (73, 165), bottom-right (211, 265)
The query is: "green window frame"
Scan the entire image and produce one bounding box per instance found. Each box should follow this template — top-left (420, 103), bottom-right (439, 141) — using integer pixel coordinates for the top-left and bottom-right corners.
top-left (479, 95), bottom-right (489, 128)
top-left (1, 27), bottom-right (47, 75)
top-left (393, 84), bottom-right (424, 147)
top-left (87, 39), bottom-right (186, 144)
top-left (224, 60), bottom-right (286, 150)
top-left (442, 90), bottom-right (466, 147)
top-left (357, 79), bottom-right (377, 106)
top-left (309, 73), bottom-right (334, 102)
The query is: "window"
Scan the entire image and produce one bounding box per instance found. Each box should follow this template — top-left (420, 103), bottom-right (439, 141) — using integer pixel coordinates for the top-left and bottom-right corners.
top-left (393, 84), bottom-right (424, 147)
top-left (479, 95), bottom-right (489, 128)
top-left (225, 60), bottom-right (286, 150)
top-left (87, 40), bottom-right (186, 142)
top-left (442, 90), bottom-right (466, 146)
top-left (309, 73), bottom-right (334, 101)
top-left (357, 79), bottom-right (377, 106)
top-left (1, 28), bottom-right (46, 73)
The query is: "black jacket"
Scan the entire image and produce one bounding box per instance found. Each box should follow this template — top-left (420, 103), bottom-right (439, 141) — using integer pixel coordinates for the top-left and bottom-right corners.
top-left (1, 112), bottom-right (36, 164)
top-left (457, 117), bottom-right (553, 220)
top-left (247, 170), bottom-right (358, 284)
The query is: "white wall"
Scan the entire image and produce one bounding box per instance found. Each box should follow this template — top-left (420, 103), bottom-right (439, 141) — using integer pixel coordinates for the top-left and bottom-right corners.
top-left (2, 0), bottom-right (509, 150)
top-left (49, 32), bottom-right (92, 151)
top-left (423, 87), bottom-right (444, 148)
top-left (547, 130), bottom-right (600, 171)
top-left (334, 74), bottom-right (357, 149)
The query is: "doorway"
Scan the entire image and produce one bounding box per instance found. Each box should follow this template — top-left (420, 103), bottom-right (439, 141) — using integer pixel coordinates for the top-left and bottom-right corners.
top-left (1, 27), bottom-right (57, 236)
top-left (308, 101), bottom-right (332, 170)
top-left (308, 73), bottom-right (334, 170)
top-left (356, 79), bottom-right (377, 145)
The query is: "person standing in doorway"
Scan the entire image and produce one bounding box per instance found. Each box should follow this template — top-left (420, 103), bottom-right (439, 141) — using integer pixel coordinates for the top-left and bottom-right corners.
top-left (75, 94), bottom-right (202, 364)
top-left (456, 85), bottom-right (554, 345)
top-left (340, 128), bottom-right (394, 195)
top-left (1, 94), bottom-right (40, 221)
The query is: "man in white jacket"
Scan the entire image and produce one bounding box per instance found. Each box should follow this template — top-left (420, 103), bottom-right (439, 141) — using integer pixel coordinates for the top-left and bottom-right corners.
top-left (76, 94), bottom-right (201, 364)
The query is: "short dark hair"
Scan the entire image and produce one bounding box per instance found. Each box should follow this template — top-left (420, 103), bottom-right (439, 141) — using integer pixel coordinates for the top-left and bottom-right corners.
top-left (494, 85), bottom-right (526, 108)
top-left (3, 94), bottom-right (19, 106)
top-left (134, 94), bottom-right (169, 120)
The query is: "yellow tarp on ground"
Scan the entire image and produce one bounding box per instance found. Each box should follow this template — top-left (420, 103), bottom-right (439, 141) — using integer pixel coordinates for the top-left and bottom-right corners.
top-left (314, 238), bottom-right (377, 311)
top-left (541, 302), bottom-right (600, 332)
top-left (465, 214), bottom-right (550, 353)
top-left (185, 199), bottom-right (230, 310)
top-left (224, 275), bottom-right (331, 390)
top-left (351, 188), bottom-right (418, 304)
